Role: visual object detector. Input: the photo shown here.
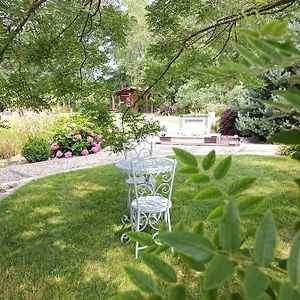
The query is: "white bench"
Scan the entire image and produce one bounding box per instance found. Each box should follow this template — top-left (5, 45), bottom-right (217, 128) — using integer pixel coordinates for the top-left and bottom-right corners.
top-left (178, 113), bottom-right (215, 135)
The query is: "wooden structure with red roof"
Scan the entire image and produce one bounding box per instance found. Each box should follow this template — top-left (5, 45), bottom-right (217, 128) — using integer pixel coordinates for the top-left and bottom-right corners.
top-left (111, 86), bottom-right (153, 113)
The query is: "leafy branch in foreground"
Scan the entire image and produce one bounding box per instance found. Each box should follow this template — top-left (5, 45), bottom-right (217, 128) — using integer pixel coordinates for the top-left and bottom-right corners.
top-left (112, 20), bottom-right (300, 300)
top-left (113, 148), bottom-right (300, 299)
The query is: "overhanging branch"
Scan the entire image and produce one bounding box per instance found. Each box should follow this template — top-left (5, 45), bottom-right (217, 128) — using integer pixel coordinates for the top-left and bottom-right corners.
top-left (121, 0), bottom-right (297, 128)
top-left (0, 0), bottom-right (47, 62)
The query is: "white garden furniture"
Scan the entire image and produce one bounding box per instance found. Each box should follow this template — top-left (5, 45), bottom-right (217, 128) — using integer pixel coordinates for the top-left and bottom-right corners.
top-left (129, 157), bottom-right (176, 258)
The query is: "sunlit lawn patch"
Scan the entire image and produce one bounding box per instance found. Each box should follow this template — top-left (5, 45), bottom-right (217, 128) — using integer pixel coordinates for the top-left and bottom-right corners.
top-left (0, 155), bottom-right (298, 299)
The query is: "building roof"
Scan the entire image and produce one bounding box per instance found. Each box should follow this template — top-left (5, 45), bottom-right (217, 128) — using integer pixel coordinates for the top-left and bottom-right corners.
top-left (113, 86), bottom-right (144, 96)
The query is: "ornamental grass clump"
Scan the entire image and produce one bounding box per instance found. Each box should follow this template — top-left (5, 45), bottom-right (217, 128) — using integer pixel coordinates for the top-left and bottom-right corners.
top-left (51, 114), bottom-right (102, 158)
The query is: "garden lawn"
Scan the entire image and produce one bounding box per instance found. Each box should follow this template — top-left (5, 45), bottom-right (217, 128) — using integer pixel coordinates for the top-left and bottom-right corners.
top-left (0, 155), bottom-right (299, 299)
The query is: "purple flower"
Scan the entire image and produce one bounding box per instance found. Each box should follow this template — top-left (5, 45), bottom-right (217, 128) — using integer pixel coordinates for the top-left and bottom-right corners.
top-left (51, 143), bottom-right (60, 151)
top-left (81, 149), bottom-right (89, 156)
top-left (75, 134), bottom-right (82, 140)
top-left (87, 136), bottom-right (93, 143)
top-left (91, 142), bottom-right (97, 147)
top-left (90, 133), bottom-right (96, 137)
top-left (56, 150), bottom-right (63, 158)
top-left (96, 134), bottom-right (103, 143)
top-left (91, 146), bottom-right (100, 153)
top-left (64, 151), bottom-right (73, 158)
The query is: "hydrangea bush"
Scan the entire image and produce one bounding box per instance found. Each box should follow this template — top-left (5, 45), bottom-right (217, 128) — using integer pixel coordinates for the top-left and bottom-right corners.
top-left (51, 114), bottom-right (102, 158)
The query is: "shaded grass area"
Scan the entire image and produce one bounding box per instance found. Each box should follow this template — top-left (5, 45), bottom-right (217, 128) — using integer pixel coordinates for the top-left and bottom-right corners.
top-left (0, 155), bottom-right (299, 299)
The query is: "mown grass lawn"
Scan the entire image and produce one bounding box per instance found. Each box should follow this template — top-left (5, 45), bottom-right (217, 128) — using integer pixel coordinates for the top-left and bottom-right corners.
top-left (0, 155), bottom-right (299, 299)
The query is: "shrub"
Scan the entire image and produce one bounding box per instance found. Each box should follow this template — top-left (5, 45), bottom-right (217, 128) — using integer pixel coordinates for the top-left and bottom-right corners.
top-left (156, 102), bottom-right (177, 115)
top-left (280, 144), bottom-right (300, 158)
top-left (51, 113), bottom-right (102, 158)
top-left (175, 81), bottom-right (225, 114)
top-left (22, 136), bottom-right (50, 163)
top-left (219, 109), bottom-right (239, 135)
top-left (226, 73), bottom-right (300, 140)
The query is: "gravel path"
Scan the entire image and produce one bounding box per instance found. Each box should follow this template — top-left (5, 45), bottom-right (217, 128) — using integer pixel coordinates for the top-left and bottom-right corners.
top-left (0, 142), bottom-right (279, 200)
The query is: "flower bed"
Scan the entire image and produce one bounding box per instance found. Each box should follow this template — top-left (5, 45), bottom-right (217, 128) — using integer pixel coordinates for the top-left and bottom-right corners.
top-left (51, 114), bottom-right (102, 159)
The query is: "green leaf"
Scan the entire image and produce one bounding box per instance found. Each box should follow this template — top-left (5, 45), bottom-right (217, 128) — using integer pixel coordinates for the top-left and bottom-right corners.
top-left (287, 231), bottom-right (300, 287)
top-left (219, 201), bottom-right (241, 254)
top-left (212, 228), bottom-right (220, 248)
top-left (152, 244), bottom-right (169, 255)
top-left (159, 221), bottom-right (168, 233)
top-left (295, 178), bottom-right (300, 187)
top-left (260, 20), bottom-right (288, 36)
top-left (158, 231), bottom-right (215, 262)
top-left (221, 61), bottom-right (251, 72)
top-left (254, 211), bottom-right (277, 266)
top-left (198, 68), bottom-right (226, 78)
top-left (148, 295), bottom-right (163, 300)
top-left (268, 129), bottom-right (300, 145)
top-left (173, 221), bottom-right (186, 231)
top-left (203, 254), bottom-right (235, 290)
top-left (124, 266), bottom-right (156, 293)
top-left (237, 196), bottom-right (264, 214)
top-left (193, 221), bottom-right (204, 235)
top-left (179, 254), bottom-right (205, 271)
top-left (288, 76), bottom-right (300, 84)
top-left (226, 177), bottom-right (256, 195)
top-left (234, 43), bottom-right (266, 67)
top-left (185, 173), bottom-right (210, 184)
top-left (279, 283), bottom-right (300, 300)
top-left (243, 266), bottom-right (269, 300)
top-left (141, 254), bottom-right (177, 283)
top-left (144, 245), bottom-right (158, 254)
top-left (207, 205), bottom-right (224, 221)
top-left (126, 232), bottom-right (154, 246)
top-left (168, 286), bottom-right (186, 300)
top-left (213, 156), bottom-right (232, 180)
top-left (292, 152), bottom-right (300, 161)
top-left (294, 220), bottom-right (300, 233)
top-left (267, 40), bottom-right (300, 57)
top-left (274, 88), bottom-right (300, 111)
top-left (231, 292), bottom-right (243, 300)
top-left (110, 291), bottom-right (145, 300)
top-left (193, 186), bottom-right (223, 201)
top-left (260, 99), bottom-right (291, 110)
top-left (247, 36), bottom-right (282, 61)
top-left (202, 150), bottom-right (216, 170)
top-left (173, 147), bottom-right (197, 167)
top-left (177, 166), bottom-right (198, 174)
top-left (277, 258), bottom-right (287, 270)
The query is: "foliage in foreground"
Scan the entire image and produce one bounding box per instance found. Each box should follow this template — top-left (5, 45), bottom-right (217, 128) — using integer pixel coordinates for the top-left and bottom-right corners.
top-left (113, 20), bottom-right (300, 300)
top-left (114, 147), bottom-right (300, 300)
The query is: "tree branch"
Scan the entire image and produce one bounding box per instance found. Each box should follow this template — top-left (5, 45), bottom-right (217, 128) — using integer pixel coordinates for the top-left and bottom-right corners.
top-left (121, 0), bottom-right (297, 129)
top-left (0, 0), bottom-right (47, 62)
top-left (211, 22), bottom-right (235, 61)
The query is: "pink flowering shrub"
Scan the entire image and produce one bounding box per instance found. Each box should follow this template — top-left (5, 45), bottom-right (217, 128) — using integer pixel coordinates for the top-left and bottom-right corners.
top-left (50, 114), bottom-right (103, 158)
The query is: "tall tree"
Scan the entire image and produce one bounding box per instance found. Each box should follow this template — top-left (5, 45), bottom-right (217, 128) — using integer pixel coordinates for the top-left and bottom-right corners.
top-left (0, 0), bottom-right (131, 110)
top-left (140, 0), bottom-right (299, 106)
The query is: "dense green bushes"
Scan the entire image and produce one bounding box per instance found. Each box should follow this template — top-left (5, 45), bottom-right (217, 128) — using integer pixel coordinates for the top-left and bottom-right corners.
top-left (22, 136), bottom-right (50, 163)
top-left (175, 81), bottom-right (225, 115)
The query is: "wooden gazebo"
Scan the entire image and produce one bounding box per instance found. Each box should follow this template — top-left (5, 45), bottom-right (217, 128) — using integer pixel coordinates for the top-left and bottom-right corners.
top-left (111, 86), bottom-right (153, 113)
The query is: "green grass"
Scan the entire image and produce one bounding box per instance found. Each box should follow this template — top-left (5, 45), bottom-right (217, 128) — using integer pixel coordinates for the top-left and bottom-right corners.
top-left (0, 155), bottom-right (299, 299)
